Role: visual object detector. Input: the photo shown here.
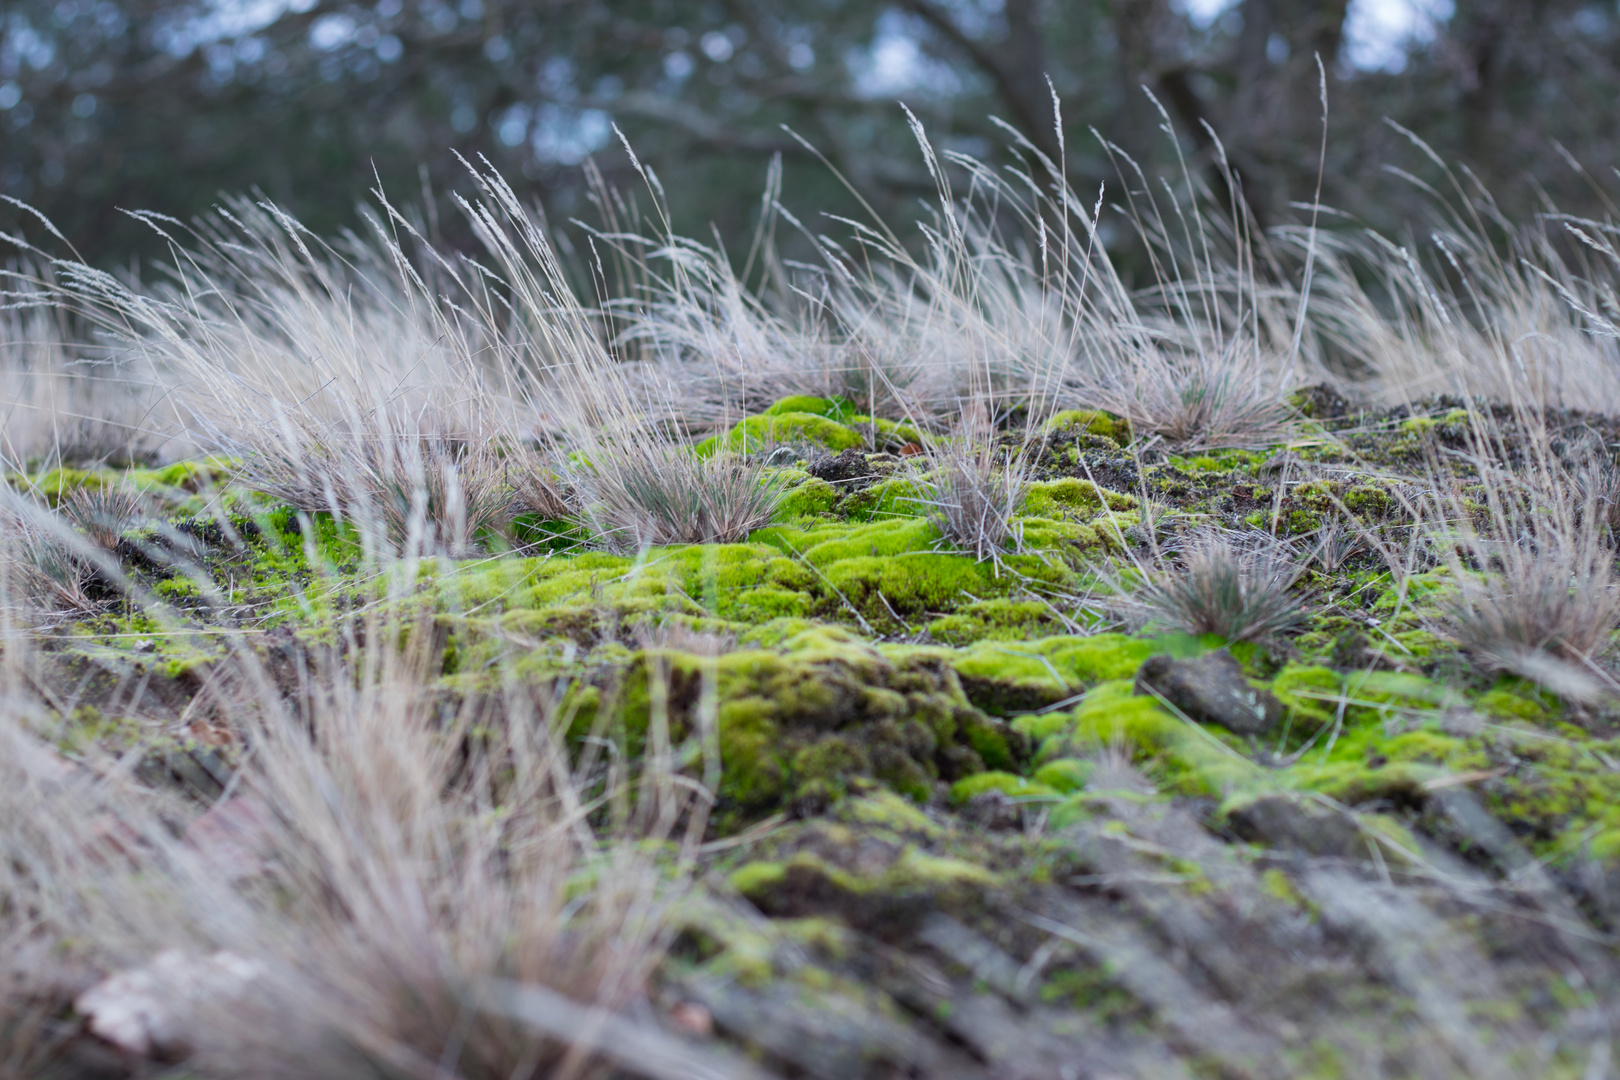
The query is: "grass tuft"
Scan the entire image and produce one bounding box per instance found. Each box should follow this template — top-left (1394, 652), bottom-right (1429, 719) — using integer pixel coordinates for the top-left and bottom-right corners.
top-left (1417, 416), bottom-right (1620, 700)
top-left (575, 445), bottom-right (787, 550)
top-left (0, 496), bottom-right (109, 615)
top-left (913, 410), bottom-right (1030, 566)
top-left (1443, 547), bottom-right (1620, 698)
top-left (60, 484), bottom-right (145, 552)
top-left (1127, 529), bottom-right (1307, 642)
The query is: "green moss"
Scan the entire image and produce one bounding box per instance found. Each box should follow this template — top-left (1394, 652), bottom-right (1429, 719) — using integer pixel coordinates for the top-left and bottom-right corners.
top-left (1589, 831), bottom-right (1620, 861)
top-left (1285, 730), bottom-right (1464, 807)
top-left (836, 790), bottom-right (942, 838)
top-left (136, 457), bottom-right (237, 492)
top-left (959, 712), bottom-right (1018, 771)
top-left (760, 517), bottom-right (941, 564)
top-left (1039, 966), bottom-right (1141, 1021)
top-left (1344, 669), bottom-right (1464, 710)
top-left (11, 466), bottom-right (113, 505)
top-left (949, 771), bottom-right (1058, 805)
top-left (729, 859), bottom-right (790, 897)
top-left (1271, 664), bottom-right (1341, 736)
top-left (1022, 478), bottom-right (1136, 517)
top-left (1259, 868), bottom-right (1307, 909)
top-left (1477, 680), bottom-right (1555, 722)
top-left (1046, 794), bottom-right (1100, 830)
top-left (857, 415), bottom-right (926, 451)
top-left (926, 599), bottom-right (1065, 646)
top-left (774, 916), bottom-right (854, 960)
top-left (152, 575), bottom-right (205, 600)
top-left (428, 542), bottom-right (818, 636)
top-left (1292, 479), bottom-right (1338, 511)
top-left (839, 476), bottom-right (928, 521)
top-left (1036, 680), bottom-right (1263, 797)
top-left (950, 634), bottom-right (1162, 713)
top-left (62, 615), bottom-right (229, 684)
top-left (718, 695), bottom-right (789, 809)
top-left (1011, 711), bottom-right (1074, 744)
top-left (1015, 517), bottom-right (1112, 554)
top-left (716, 412), bottom-right (865, 456)
top-left (819, 552), bottom-right (1000, 625)
top-left (730, 847), bottom-right (998, 902)
top-left (1342, 483), bottom-right (1397, 518)
top-left (777, 477), bottom-right (843, 520)
top-left (535, 630), bottom-right (1008, 822)
top-left (890, 848), bottom-right (1000, 887)
top-left (1033, 758), bottom-right (1092, 794)
top-left (1044, 408), bottom-right (1131, 446)
top-left (764, 395), bottom-right (859, 424)
top-left (792, 737), bottom-right (871, 801)
top-left (1283, 508), bottom-right (1322, 535)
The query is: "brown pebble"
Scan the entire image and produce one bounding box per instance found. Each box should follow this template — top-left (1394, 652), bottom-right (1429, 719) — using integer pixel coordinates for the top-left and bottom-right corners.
top-left (668, 1001), bottom-right (713, 1038)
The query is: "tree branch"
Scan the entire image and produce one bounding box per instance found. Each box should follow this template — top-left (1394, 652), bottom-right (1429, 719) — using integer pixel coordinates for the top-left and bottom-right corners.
top-left (896, 0), bottom-right (1061, 162)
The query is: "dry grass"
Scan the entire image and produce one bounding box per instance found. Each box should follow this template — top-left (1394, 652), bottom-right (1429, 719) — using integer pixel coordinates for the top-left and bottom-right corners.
top-left (0, 587), bottom-right (715, 1078)
top-left (913, 407), bottom-right (1030, 566)
top-left (59, 484), bottom-right (146, 553)
top-left (1443, 547), bottom-right (1620, 698)
top-left (574, 445), bottom-right (787, 549)
top-left (15, 198), bottom-right (544, 555)
top-left (8, 104), bottom-right (1620, 1080)
top-left (1303, 140), bottom-right (1620, 412)
top-left (603, 112), bottom-right (1306, 448)
top-left (5, 113), bottom-right (1335, 566)
top-left (449, 159), bottom-right (790, 551)
top-left (1414, 410), bottom-right (1620, 701)
top-left (0, 492), bottom-right (113, 617)
top-left (0, 266), bottom-right (178, 469)
top-left (1125, 529), bottom-right (1308, 642)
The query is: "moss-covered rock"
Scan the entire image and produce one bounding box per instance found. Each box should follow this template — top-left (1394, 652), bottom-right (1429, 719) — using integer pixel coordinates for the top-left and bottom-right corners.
top-left (1044, 408), bottom-right (1131, 446)
top-left (949, 634), bottom-right (1167, 714)
top-left (546, 627), bottom-right (1024, 823)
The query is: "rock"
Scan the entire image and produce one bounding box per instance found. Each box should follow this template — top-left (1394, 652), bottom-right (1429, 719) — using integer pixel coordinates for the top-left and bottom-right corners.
top-left (75, 949), bottom-right (266, 1058)
top-left (1133, 650), bottom-right (1283, 736)
top-left (959, 789), bottom-right (1025, 831)
top-left (1225, 792), bottom-right (1365, 858)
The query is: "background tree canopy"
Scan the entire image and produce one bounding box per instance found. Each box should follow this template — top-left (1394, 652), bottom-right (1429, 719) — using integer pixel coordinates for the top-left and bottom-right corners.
top-left (2, 0), bottom-right (1616, 266)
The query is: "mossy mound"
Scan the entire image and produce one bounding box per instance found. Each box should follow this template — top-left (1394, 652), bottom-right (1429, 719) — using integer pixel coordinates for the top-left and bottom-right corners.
top-left (536, 626), bottom-right (1026, 824)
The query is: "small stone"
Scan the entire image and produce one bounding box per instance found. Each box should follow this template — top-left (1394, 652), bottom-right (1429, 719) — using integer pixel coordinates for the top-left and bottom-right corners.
top-left (669, 1001), bottom-right (714, 1038)
top-left (76, 949), bottom-right (266, 1058)
top-left (1133, 650), bottom-right (1283, 736)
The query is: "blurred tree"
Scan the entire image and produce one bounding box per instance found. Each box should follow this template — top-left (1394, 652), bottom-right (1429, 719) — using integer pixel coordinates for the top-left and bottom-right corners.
top-left (1, 0), bottom-right (1616, 268)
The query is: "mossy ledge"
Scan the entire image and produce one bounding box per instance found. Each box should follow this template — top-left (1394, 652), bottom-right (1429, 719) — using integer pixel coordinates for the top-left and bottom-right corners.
top-left (17, 394), bottom-right (1620, 1077)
